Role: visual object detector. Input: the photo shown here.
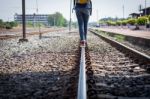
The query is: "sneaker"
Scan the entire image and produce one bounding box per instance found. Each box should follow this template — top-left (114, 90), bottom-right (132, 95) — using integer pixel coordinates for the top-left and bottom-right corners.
top-left (80, 40), bottom-right (86, 47)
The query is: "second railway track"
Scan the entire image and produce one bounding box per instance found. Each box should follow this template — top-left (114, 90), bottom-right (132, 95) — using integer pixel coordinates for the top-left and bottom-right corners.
top-left (83, 30), bottom-right (150, 99)
top-left (0, 28), bottom-right (66, 40)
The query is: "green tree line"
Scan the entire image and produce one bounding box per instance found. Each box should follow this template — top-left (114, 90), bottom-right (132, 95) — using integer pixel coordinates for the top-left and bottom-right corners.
top-left (100, 15), bottom-right (150, 26)
top-left (48, 12), bottom-right (67, 27)
top-left (0, 19), bottom-right (18, 29)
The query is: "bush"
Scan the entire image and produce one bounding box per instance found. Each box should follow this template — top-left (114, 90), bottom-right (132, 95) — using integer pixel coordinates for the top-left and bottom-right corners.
top-left (0, 19), bottom-right (4, 28)
top-left (121, 20), bottom-right (128, 26)
top-left (137, 16), bottom-right (148, 25)
top-left (127, 19), bottom-right (137, 25)
top-left (9, 21), bottom-right (18, 27)
top-left (4, 22), bottom-right (13, 29)
top-left (147, 15), bottom-right (150, 24)
top-left (106, 21), bottom-right (116, 26)
top-left (148, 15), bottom-right (150, 21)
top-left (116, 21), bottom-right (122, 26)
top-left (0, 20), bottom-right (18, 29)
top-left (114, 34), bottom-right (125, 42)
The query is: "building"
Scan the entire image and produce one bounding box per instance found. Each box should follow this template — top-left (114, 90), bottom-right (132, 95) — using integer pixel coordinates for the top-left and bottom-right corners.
top-left (129, 13), bottom-right (140, 18)
top-left (141, 7), bottom-right (150, 16)
top-left (129, 7), bottom-right (150, 18)
top-left (14, 13), bottom-right (49, 26)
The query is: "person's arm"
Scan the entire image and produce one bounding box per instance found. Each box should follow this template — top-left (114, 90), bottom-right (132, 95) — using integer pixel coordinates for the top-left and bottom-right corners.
top-left (90, 1), bottom-right (92, 15)
top-left (72, 0), bottom-right (75, 13)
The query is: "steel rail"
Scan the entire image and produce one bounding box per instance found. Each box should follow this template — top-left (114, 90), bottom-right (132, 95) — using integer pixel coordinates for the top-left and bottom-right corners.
top-left (77, 47), bottom-right (87, 99)
top-left (89, 29), bottom-right (150, 63)
top-left (0, 29), bottom-right (65, 40)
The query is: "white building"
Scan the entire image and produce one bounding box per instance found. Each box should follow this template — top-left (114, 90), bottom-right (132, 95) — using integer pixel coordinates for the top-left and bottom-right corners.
top-left (14, 13), bottom-right (49, 26)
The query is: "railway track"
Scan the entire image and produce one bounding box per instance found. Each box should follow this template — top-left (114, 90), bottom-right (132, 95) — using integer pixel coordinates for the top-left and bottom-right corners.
top-left (82, 30), bottom-right (150, 99)
top-left (0, 29), bottom-right (150, 99)
top-left (0, 28), bottom-right (66, 40)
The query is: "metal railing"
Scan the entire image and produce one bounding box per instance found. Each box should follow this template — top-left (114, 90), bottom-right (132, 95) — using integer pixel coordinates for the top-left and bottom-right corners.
top-left (77, 47), bottom-right (87, 99)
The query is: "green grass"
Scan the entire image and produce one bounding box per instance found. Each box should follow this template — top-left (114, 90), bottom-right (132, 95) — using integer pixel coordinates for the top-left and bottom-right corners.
top-left (94, 30), bottom-right (125, 42)
top-left (114, 34), bottom-right (125, 42)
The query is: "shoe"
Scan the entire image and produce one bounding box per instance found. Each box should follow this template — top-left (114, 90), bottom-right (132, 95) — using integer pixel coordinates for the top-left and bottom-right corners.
top-left (80, 40), bottom-right (86, 47)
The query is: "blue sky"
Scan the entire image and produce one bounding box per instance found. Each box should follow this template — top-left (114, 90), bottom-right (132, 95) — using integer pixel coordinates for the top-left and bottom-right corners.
top-left (0, 0), bottom-right (150, 22)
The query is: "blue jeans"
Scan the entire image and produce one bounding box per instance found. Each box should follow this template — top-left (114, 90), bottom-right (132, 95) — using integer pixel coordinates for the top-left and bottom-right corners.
top-left (75, 8), bottom-right (90, 40)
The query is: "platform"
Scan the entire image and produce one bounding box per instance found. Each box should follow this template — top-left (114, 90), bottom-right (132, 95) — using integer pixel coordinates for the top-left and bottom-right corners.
top-left (95, 27), bottom-right (150, 40)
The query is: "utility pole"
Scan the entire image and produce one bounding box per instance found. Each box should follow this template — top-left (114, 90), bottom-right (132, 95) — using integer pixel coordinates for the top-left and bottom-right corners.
top-left (139, 5), bottom-right (142, 16)
top-left (53, 17), bottom-right (55, 26)
top-left (145, 0), bottom-right (148, 29)
top-left (19, 0), bottom-right (28, 42)
top-left (122, 0), bottom-right (125, 19)
top-left (96, 9), bottom-right (99, 27)
top-left (36, 0), bottom-right (42, 39)
top-left (33, 13), bottom-right (36, 28)
top-left (145, 0), bottom-right (147, 16)
top-left (123, 5), bottom-right (124, 19)
top-left (69, 0), bottom-right (72, 32)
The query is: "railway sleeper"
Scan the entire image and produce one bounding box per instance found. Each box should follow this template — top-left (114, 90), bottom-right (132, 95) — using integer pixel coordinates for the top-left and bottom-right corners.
top-left (88, 86), bottom-right (150, 97)
top-left (92, 94), bottom-right (150, 99)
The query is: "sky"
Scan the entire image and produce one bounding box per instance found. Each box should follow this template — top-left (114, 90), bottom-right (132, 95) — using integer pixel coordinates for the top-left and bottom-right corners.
top-left (0, 0), bottom-right (150, 22)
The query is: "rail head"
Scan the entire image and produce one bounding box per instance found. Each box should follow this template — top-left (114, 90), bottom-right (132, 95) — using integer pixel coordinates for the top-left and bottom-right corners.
top-left (77, 47), bottom-right (87, 99)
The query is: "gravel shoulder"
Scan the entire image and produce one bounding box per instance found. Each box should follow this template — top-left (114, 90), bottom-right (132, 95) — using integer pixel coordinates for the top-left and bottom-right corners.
top-left (0, 31), bottom-right (79, 99)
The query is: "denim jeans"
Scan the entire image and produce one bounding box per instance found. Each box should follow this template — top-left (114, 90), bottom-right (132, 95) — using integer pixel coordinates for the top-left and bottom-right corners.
top-left (75, 8), bottom-right (90, 40)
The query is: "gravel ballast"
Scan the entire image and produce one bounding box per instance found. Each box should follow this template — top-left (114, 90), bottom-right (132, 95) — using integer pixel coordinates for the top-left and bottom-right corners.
top-left (0, 30), bottom-right (80, 99)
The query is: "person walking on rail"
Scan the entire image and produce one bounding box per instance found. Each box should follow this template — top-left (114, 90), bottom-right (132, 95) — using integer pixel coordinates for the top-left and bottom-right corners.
top-left (74, 0), bottom-right (92, 47)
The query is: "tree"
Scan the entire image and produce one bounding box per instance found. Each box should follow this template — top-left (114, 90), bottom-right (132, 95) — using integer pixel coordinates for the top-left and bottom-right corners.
top-left (0, 19), bottom-right (18, 29)
top-left (106, 21), bottom-right (116, 26)
top-left (127, 19), bottom-right (137, 25)
top-left (9, 21), bottom-right (18, 27)
top-left (4, 22), bottom-right (12, 29)
top-left (48, 14), bottom-right (55, 26)
top-left (121, 20), bottom-right (128, 26)
top-left (116, 21), bottom-right (122, 26)
top-left (48, 12), bottom-right (67, 27)
top-left (148, 15), bottom-right (150, 22)
top-left (137, 16), bottom-right (148, 25)
top-left (0, 19), bottom-right (4, 28)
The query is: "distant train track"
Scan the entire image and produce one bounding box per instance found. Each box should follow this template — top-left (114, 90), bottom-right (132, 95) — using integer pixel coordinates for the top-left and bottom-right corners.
top-left (0, 29), bottom-right (66, 40)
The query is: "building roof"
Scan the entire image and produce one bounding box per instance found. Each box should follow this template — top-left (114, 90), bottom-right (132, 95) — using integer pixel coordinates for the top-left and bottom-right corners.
top-left (141, 7), bottom-right (150, 11)
top-left (129, 13), bottom-right (140, 16)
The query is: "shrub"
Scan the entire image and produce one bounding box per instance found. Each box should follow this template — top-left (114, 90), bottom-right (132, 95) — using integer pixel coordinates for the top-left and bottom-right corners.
top-left (4, 22), bottom-right (13, 29)
top-left (0, 20), bottom-right (18, 29)
top-left (121, 20), bottom-right (128, 26)
top-left (106, 21), bottom-right (116, 26)
top-left (127, 19), bottom-right (137, 25)
top-left (148, 15), bottom-right (150, 20)
top-left (114, 34), bottom-right (125, 42)
top-left (106, 21), bottom-right (111, 26)
top-left (9, 21), bottom-right (18, 27)
top-left (137, 16), bottom-right (148, 25)
top-left (0, 19), bottom-right (4, 28)
top-left (116, 21), bottom-right (122, 26)
top-left (147, 15), bottom-right (150, 23)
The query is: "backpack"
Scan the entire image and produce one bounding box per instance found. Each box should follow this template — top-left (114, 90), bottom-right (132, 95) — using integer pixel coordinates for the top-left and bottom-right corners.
top-left (75, 0), bottom-right (91, 4)
top-left (73, 0), bottom-right (92, 15)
